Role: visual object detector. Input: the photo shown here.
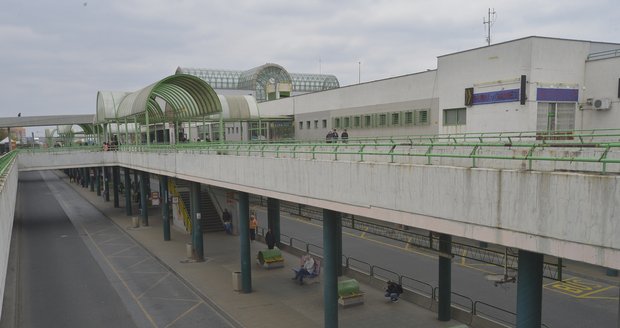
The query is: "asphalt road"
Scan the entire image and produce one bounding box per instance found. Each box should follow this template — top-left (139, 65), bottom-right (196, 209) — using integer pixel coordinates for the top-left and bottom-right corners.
top-left (2, 171), bottom-right (236, 328)
top-left (8, 171), bottom-right (137, 328)
top-left (258, 208), bottom-right (620, 328)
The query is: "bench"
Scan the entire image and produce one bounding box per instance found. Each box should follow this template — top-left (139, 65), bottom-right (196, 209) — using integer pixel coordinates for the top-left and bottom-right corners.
top-left (292, 256), bottom-right (321, 284)
top-left (256, 249), bottom-right (284, 269)
top-left (338, 279), bottom-right (364, 307)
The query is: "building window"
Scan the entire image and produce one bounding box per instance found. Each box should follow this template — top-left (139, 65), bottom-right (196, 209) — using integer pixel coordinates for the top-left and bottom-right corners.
top-left (343, 117), bottom-right (350, 128)
top-left (334, 118), bottom-right (341, 128)
top-left (322, 119), bottom-right (327, 128)
top-left (443, 108), bottom-right (466, 125)
top-left (378, 114), bottom-right (387, 126)
top-left (314, 120), bottom-right (319, 129)
top-left (364, 115), bottom-right (372, 128)
top-left (391, 112), bottom-right (400, 126)
top-left (536, 102), bottom-right (575, 132)
top-left (306, 121), bottom-right (311, 129)
top-left (404, 111), bottom-right (413, 125)
top-left (353, 116), bottom-right (361, 128)
top-left (416, 109), bottom-right (429, 125)
top-left (299, 121), bottom-right (303, 130)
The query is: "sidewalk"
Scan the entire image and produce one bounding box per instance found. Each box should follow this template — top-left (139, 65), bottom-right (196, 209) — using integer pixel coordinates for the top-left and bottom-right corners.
top-left (70, 178), bottom-right (464, 328)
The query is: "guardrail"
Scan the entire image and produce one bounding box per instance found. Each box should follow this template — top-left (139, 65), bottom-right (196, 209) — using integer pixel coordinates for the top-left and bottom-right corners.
top-left (273, 228), bottom-right (550, 327)
top-left (0, 151), bottom-right (17, 191)
top-left (254, 196), bottom-right (564, 281)
top-left (18, 129), bottom-right (620, 174)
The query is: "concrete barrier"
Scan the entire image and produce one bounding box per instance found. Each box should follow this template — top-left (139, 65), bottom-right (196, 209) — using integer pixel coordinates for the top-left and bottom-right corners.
top-left (0, 161), bottom-right (18, 322)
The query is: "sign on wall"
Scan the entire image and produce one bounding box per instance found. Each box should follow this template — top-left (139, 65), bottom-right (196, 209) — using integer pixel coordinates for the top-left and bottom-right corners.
top-left (536, 88), bottom-right (579, 102)
top-left (471, 89), bottom-right (520, 105)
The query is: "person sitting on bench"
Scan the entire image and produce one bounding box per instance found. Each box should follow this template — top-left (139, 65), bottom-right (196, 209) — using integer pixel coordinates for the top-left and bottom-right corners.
top-left (292, 254), bottom-right (315, 285)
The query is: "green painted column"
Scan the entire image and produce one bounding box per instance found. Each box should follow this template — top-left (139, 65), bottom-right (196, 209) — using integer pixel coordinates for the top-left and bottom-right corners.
top-left (516, 250), bottom-right (543, 328)
top-left (238, 191), bottom-right (252, 293)
top-left (103, 167), bottom-right (110, 202)
top-left (124, 168), bottom-right (132, 216)
top-left (81, 168), bottom-right (87, 187)
top-left (112, 167), bottom-right (120, 208)
top-left (161, 175), bottom-right (170, 241)
top-left (267, 198), bottom-right (281, 245)
top-left (89, 168), bottom-right (94, 192)
top-left (323, 209), bottom-right (339, 328)
top-left (438, 234), bottom-right (452, 321)
top-left (95, 168), bottom-right (101, 196)
top-left (140, 171), bottom-right (149, 226)
top-left (335, 214), bottom-right (343, 277)
top-left (190, 182), bottom-right (203, 260)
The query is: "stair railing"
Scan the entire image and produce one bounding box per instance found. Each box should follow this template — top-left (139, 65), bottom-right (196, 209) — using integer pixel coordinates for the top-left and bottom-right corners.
top-left (168, 179), bottom-right (192, 233)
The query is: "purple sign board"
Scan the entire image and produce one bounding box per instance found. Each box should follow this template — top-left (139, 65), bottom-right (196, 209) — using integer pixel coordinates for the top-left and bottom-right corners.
top-left (472, 89), bottom-right (520, 105)
top-left (536, 88), bottom-right (578, 102)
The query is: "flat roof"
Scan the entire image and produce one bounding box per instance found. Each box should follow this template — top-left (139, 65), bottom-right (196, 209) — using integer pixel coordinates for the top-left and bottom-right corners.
top-left (0, 114), bottom-right (95, 128)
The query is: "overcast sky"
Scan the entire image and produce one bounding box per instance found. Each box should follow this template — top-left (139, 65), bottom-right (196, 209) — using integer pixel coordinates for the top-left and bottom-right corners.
top-left (1, 0), bottom-right (619, 123)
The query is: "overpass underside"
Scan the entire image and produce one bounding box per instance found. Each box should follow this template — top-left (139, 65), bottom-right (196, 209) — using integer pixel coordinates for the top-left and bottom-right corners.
top-left (15, 145), bottom-right (620, 271)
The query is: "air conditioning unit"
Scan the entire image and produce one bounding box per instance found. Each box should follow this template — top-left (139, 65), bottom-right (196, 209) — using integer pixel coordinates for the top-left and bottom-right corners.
top-left (593, 98), bottom-right (611, 110)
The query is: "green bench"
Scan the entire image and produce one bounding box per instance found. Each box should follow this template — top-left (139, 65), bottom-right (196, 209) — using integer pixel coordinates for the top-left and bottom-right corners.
top-left (337, 279), bottom-right (364, 307)
top-left (256, 249), bottom-right (284, 269)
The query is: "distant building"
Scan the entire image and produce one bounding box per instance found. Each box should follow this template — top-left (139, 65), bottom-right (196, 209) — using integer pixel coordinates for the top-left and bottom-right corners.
top-left (176, 63), bottom-right (339, 103)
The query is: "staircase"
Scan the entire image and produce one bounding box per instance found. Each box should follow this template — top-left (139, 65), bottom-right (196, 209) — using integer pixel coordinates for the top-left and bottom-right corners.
top-left (174, 179), bottom-right (223, 233)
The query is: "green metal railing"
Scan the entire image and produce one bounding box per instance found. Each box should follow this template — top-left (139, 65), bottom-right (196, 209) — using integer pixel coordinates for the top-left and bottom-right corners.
top-left (0, 151), bottom-right (17, 177)
top-left (19, 129), bottom-right (620, 173)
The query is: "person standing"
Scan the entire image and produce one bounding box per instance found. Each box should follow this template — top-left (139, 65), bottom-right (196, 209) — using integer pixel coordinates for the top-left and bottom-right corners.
top-left (222, 209), bottom-right (232, 235)
top-left (249, 211), bottom-right (258, 241)
top-left (265, 228), bottom-right (276, 249)
top-left (331, 129), bottom-right (339, 143)
top-left (341, 129), bottom-right (349, 143)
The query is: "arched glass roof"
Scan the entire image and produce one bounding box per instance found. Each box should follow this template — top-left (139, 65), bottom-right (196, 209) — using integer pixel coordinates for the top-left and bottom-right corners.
top-left (98, 74), bottom-right (221, 124)
top-left (290, 72), bottom-right (339, 91)
top-left (237, 63), bottom-right (292, 102)
top-left (176, 64), bottom-right (340, 101)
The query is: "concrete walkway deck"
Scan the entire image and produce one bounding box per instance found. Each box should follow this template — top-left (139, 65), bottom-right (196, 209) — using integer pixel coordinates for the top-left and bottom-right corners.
top-left (68, 175), bottom-right (465, 328)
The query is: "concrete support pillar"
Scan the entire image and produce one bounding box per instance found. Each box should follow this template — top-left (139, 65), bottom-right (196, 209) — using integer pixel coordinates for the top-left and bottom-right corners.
top-left (238, 191), bottom-right (252, 293)
top-left (124, 168), bottom-right (132, 216)
top-left (190, 181), bottom-right (203, 260)
top-left (95, 168), bottom-right (101, 196)
top-left (267, 198), bottom-right (280, 245)
top-left (103, 167), bottom-right (110, 202)
top-left (140, 171), bottom-right (148, 226)
top-left (112, 167), bottom-right (120, 208)
top-left (516, 250), bottom-right (543, 328)
top-left (438, 234), bottom-right (452, 321)
top-left (161, 175), bottom-right (170, 241)
top-left (322, 209), bottom-right (339, 328)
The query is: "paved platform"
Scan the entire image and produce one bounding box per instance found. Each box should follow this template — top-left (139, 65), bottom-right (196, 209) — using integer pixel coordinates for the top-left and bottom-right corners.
top-left (67, 175), bottom-right (465, 328)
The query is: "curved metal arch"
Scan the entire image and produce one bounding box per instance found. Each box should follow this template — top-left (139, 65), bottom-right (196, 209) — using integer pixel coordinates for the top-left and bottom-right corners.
top-left (96, 91), bottom-right (132, 123)
top-left (238, 63), bottom-right (293, 102)
top-left (116, 74), bottom-right (221, 121)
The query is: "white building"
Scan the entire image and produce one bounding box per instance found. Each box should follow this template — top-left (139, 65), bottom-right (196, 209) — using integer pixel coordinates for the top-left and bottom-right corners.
top-left (259, 36), bottom-right (620, 140)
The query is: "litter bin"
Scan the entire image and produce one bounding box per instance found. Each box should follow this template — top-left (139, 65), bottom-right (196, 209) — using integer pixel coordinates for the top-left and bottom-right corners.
top-left (186, 243), bottom-right (193, 259)
top-left (132, 217), bottom-right (140, 228)
top-left (232, 271), bottom-right (242, 291)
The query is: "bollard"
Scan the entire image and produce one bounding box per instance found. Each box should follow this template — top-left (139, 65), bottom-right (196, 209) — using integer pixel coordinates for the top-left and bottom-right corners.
top-left (132, 217), bottom-right (140, 228)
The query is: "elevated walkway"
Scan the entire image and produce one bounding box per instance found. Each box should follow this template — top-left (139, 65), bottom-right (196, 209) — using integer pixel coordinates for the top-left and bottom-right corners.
top-left (69, 173), bottom-right (464, 328)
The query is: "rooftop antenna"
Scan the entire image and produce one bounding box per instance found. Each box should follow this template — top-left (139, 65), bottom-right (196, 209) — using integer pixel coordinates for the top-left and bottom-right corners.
top-left (483, 8), bottom-right (496, 46)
